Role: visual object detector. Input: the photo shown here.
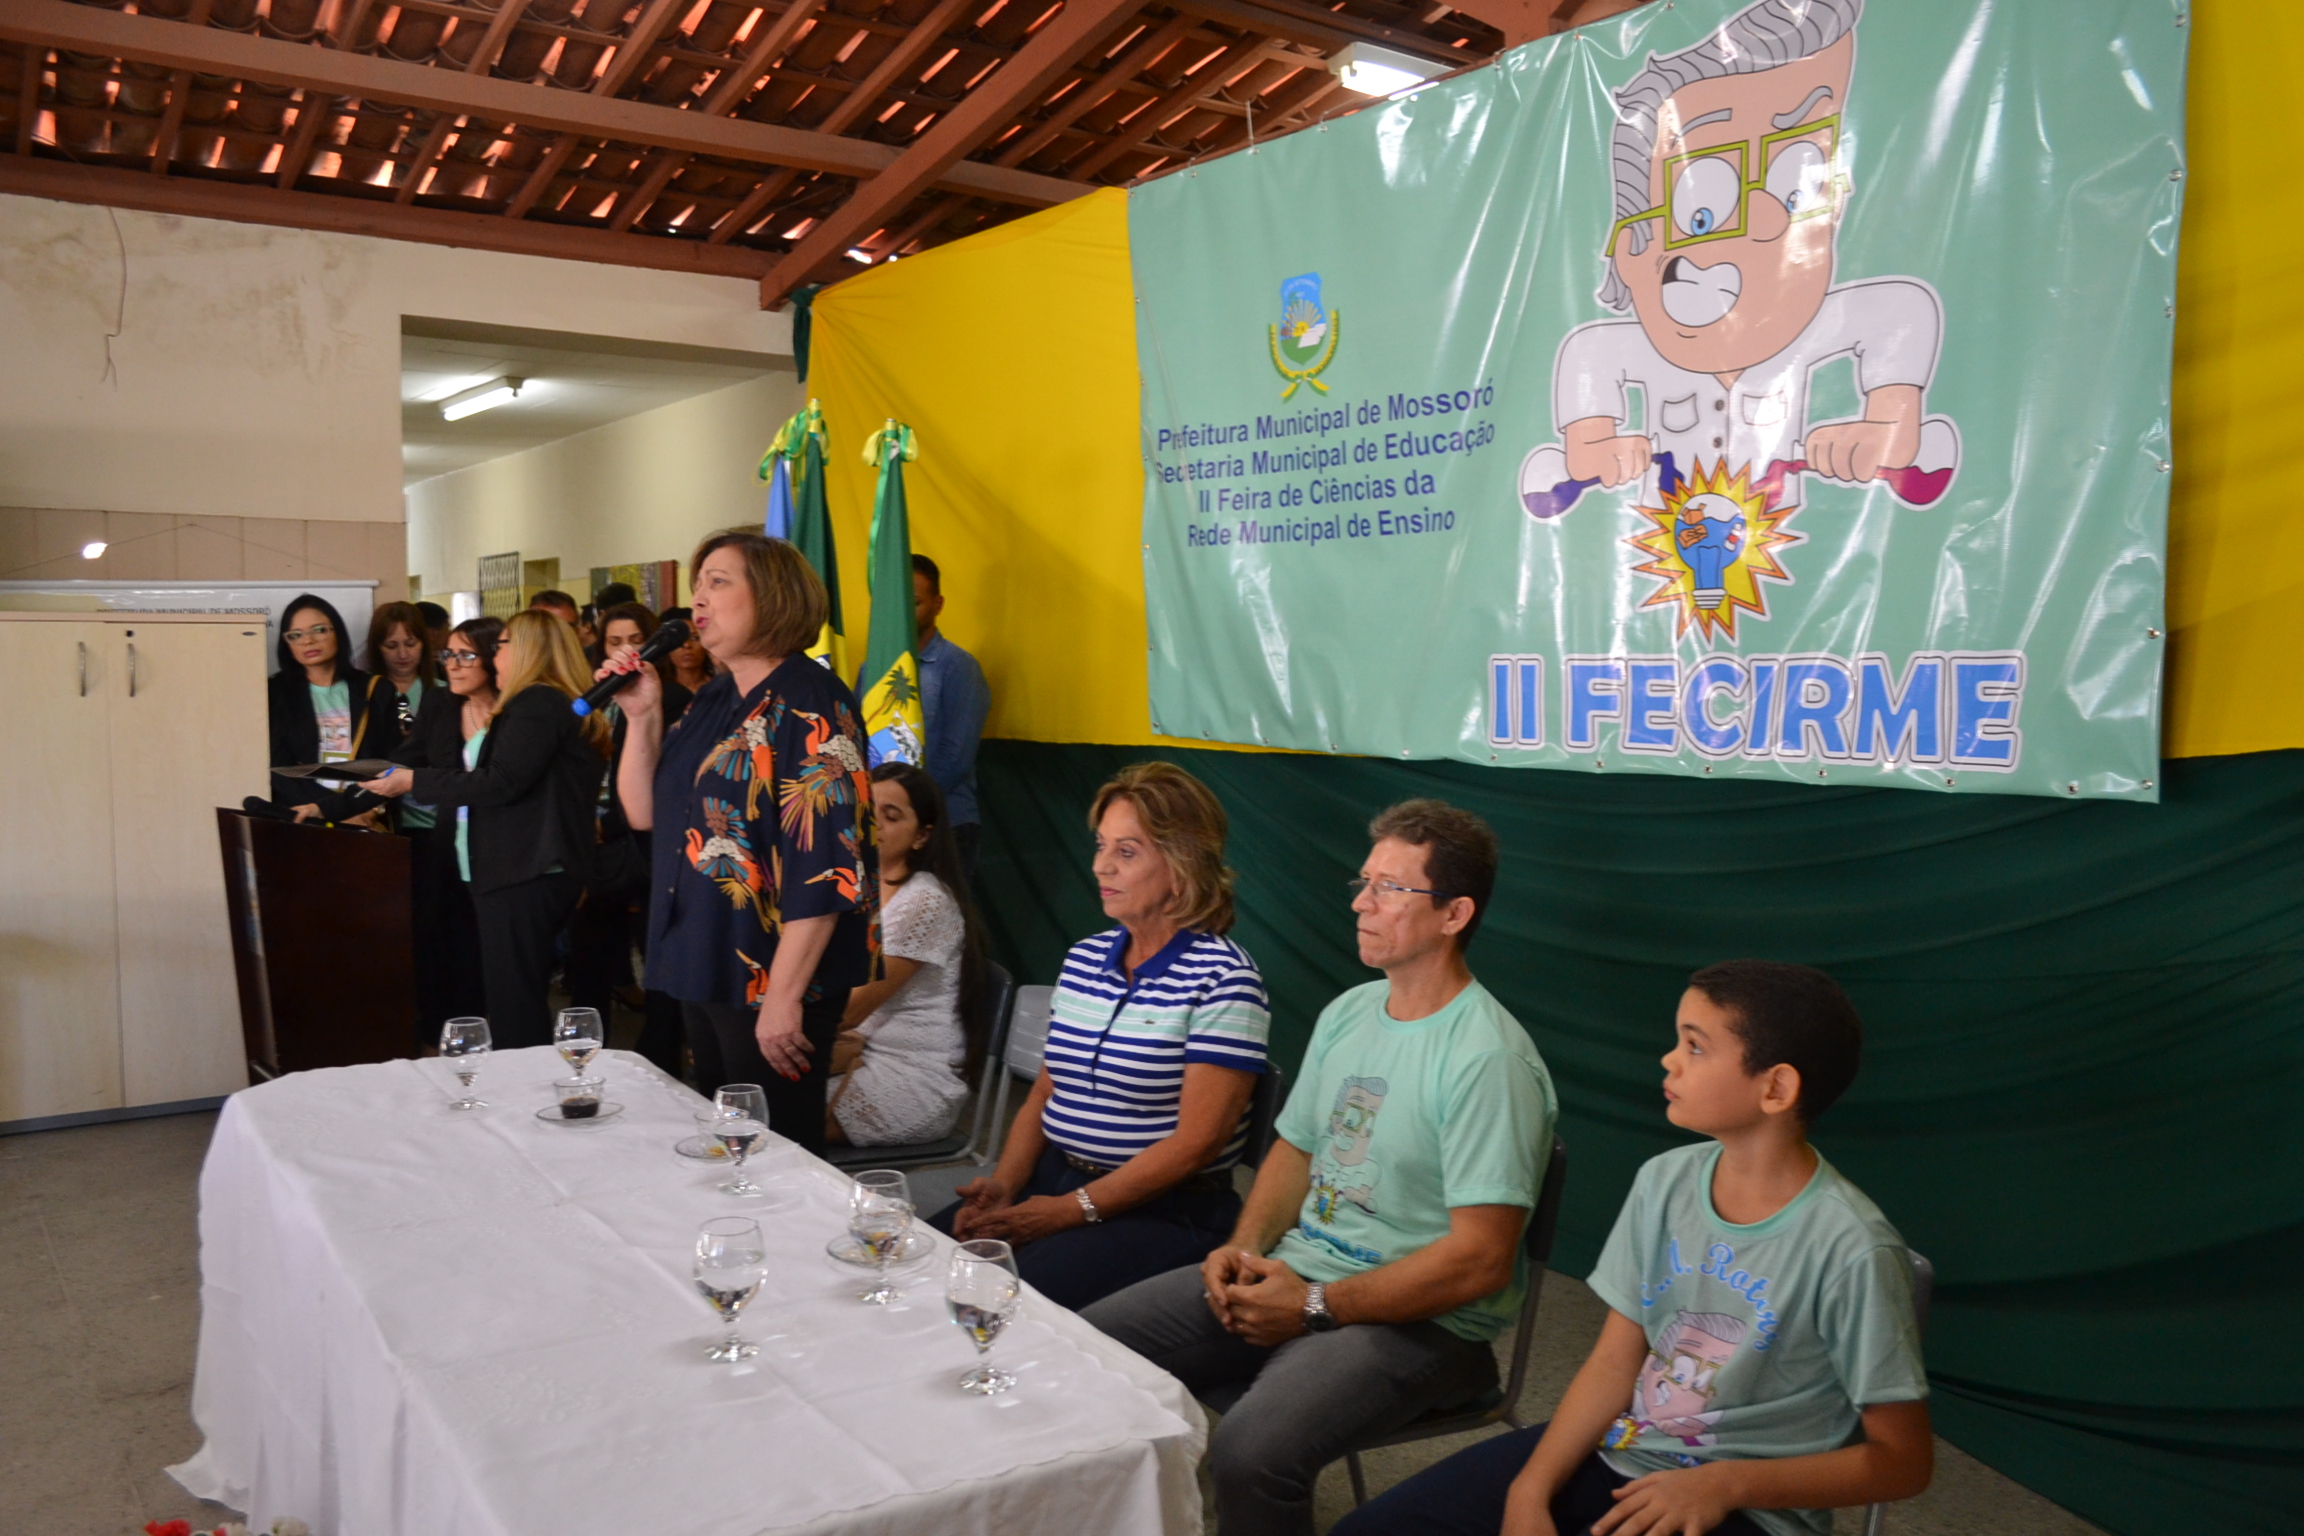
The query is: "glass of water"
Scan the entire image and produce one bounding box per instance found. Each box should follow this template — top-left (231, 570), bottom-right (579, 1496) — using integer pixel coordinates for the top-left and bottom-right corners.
top-left (441, 1017), bottom-right (490, 1110)
top-left (849, 1169), bottom-right (914, 1305)
top-left (694, 1216), bottom-right (767, 1363)
top-left (947, 1238), bottom-right (1021, 1395)
top-left (554, 1007), bottom-right (605, 1073)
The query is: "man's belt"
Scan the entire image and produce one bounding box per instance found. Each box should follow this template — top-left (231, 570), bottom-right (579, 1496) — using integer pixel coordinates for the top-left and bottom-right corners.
top-left (1061, 1150), bottom-right (1233, 1195)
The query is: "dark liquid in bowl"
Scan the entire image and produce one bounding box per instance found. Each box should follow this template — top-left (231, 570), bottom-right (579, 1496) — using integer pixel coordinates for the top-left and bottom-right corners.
top-left (561, 1098), bottom-right (601, 1119)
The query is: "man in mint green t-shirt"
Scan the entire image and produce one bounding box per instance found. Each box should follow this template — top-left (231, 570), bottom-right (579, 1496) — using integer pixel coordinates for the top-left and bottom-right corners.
top-left (1085, 799), bottom-right (1556, 1536)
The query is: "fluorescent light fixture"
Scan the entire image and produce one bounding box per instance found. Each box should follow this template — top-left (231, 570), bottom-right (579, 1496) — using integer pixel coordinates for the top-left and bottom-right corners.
top-left (1330, 42), bottom-right (1441, 97)
top-left (440, 377), bottom-right (525, 422)
top-left (413, 373), bottom-right (496, 403)
top-left (846, 247), bottom-right (874, 264)
top-left (81, 540), bottom-right (108, 560)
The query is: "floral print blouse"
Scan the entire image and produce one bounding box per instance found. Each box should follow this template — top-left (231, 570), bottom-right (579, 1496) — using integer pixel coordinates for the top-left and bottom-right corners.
top-left (644, 655), bottom-right (878, 1008)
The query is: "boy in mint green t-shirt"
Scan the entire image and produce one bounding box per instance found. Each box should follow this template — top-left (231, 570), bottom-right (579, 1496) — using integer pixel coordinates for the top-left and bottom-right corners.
top-left (1335, 960), bottom-right (1933, 1536)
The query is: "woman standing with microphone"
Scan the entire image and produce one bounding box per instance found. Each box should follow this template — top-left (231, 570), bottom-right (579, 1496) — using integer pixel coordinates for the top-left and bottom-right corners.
top-left (362, 611), bottom-right (609, 1049)
top-left (598, 532), bottom-right (876, 1154)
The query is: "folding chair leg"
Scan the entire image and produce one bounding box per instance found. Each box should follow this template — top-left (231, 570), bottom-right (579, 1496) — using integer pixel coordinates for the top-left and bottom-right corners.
top-left (1347, 1451), bottom-right (1368, 1507)
top-left (1862, 1502), bottom-right (1887, 1536)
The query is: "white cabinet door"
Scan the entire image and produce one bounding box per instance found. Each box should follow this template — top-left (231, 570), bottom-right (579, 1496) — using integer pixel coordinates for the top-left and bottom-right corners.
top-left (106, 618), bottom-right (270, 1106)
top-left (0, 620), bottom-right (123, 1122)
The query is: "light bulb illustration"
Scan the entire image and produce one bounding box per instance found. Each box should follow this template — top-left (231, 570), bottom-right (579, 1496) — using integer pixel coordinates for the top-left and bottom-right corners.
top-left (1675, 492), bottom-right (1747, 610)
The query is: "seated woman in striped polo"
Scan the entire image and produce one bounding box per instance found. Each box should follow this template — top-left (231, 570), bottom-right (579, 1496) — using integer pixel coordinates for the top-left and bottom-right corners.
top-left (934, 761), bottom-right (1272, 1310)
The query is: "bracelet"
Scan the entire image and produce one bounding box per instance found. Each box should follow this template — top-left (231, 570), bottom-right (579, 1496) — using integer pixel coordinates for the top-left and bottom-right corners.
top-left (1074, 1187), bottom-right (1104, 1225)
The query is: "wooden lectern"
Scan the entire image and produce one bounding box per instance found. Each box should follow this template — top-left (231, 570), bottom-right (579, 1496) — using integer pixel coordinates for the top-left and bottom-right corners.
top-left (217, 810), bottom-right (416, 1078)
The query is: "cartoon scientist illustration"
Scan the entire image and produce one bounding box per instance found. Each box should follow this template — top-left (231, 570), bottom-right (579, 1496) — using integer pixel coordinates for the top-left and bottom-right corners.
top-left (1520, 0), bottom-right (1959, 533)
top-left (1604, 1310), bottom-right (1749, 1450)
top-left (1308, 1075), bottom-right (1387, 1224)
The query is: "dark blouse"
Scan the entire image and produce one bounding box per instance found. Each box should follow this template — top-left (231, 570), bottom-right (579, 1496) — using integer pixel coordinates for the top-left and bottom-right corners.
top-left (643, 657), bottom-right (878, 1008)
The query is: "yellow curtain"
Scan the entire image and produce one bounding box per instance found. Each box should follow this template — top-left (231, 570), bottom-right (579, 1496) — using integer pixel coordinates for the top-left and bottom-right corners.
top-left (813, 0), bottom-right (2293, 758)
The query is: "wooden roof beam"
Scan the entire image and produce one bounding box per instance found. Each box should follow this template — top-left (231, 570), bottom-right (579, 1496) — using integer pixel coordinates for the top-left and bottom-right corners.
top-left (988, 8), bottom-right (1193, 168)
top-left (1060, 29), bottom-right (1260, 180)
top-left (0, 0), bottom-right (1082, 202)
top-left (757, 0), bottom-right (1140, 306)
top-left (1165, 0), bottom-right (1466, 66)
top-left (616, 0), bottom-right (966, 233)
top-left (591, 0), bottom-right (686, 97)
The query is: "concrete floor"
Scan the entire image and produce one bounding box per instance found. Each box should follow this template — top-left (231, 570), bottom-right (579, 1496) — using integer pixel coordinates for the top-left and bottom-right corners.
top-left (0, 1111), bottom-right (2106, 1536)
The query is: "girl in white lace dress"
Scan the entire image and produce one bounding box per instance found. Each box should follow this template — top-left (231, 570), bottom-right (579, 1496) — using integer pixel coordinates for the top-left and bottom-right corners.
top-left (828, 764), bottom-right (977, 1147)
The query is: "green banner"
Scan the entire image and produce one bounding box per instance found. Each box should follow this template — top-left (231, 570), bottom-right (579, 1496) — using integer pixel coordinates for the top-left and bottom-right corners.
top-left (1132, 0), bottom-right (2185, 802)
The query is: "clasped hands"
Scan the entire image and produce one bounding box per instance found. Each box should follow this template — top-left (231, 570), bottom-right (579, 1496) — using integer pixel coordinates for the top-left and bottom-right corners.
top-left (949, 1174), bottom-right (1087, 1246)
top-left (1199, 1247), bottom-right (1313, 1346)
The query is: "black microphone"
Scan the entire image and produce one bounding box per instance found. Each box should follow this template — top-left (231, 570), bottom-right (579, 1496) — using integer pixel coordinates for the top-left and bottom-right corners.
top-left (573, 617), bottom-right (690, 716)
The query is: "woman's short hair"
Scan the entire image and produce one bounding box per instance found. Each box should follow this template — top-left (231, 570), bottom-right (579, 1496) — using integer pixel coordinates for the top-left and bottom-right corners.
top-left (1089, 762), bottom-right (1236, 935)
top-left (495, 610), bottom-right (610, 752)
top-left (688, 531), bottom-right (828, 658)
top-left (596, 601), bottom-right (658, 645)
top-left (276, 592), bottom-right (354, 681)
top-left (365, 600), bottom-right (440, 686)
top-left (1367, 799), bottom-right (1499, 948)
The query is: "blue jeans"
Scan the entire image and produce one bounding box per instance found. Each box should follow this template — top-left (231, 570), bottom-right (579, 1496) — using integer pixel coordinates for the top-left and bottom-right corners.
top-left (1332, 1423), bottom-right (1769, 1536)
top-left (925, 1144), bottom-right (1239, 1311)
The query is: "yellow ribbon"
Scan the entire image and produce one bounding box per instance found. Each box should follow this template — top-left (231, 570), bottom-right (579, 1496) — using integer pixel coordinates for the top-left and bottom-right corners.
top-left (862, 419), bottom-right (920, 468)
top-left (756, 398), bottom-right (828, 481)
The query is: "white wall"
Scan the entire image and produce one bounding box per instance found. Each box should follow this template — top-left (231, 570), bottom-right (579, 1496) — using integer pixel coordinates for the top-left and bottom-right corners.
top-left (404, 370), bottom-right (808, 601)
top-left (0, 193), bottom-right (792, 528)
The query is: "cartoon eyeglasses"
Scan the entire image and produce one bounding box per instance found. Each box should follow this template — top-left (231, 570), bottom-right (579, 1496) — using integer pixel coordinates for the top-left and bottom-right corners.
top-left (1604, 117), bottom-right (1845, 257)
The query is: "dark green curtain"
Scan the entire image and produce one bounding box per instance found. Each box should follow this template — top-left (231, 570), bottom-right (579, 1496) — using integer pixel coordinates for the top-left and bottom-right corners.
top-left (972, 739), bottom-right (2304, 1536)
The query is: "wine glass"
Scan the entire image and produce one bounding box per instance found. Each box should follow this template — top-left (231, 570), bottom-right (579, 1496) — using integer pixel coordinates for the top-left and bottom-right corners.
top-left (947, 1239), bottom-right (1022, 1395)
top-left (554, 1007), bottom-right (605, 1073)
top-left (849, 1169), bottom-right (914, 1305)
top-left (440, 1017), bottom-right (490, 1110)
top-left (716, 1083), bottom-right (768, 1127)
top-left (694, 1216), bottom-right (767, 1363)
top-left (714, 1117), bottom-right (769, 1197)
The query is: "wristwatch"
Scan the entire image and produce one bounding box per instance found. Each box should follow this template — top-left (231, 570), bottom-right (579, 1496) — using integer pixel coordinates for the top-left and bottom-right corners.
top-left (1302, 1282), bottom-right (1338, 1334)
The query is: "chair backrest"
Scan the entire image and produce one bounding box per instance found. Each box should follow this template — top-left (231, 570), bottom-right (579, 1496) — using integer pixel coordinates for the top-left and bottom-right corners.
top-left (1005, 984), bottom-right (1055, 1078)
top-left (1495, 1135), bottom-right (1570, 1412)
top-left (972, 961), bottom-right (1015, 1080)
top-left (1244, 1063), bottom-right (1287, 1164)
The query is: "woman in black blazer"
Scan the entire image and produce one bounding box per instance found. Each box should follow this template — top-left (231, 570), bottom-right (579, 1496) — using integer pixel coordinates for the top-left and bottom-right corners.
top-left (365, 610), bottom-right (609, 1049)
top-left (388, 615), bottom-right (501, 1048)
top-left (268, 592), bottom-right (373, 820)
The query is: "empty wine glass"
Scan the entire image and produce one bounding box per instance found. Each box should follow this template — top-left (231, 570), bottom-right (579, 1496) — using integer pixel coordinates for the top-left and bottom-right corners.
top-left (849, 1169), bottom-right (914, 1305)
top-left (947, 1239), bottom-right (1022, 1395)
top-left (441, 1017), bottom-right (490, 1110)
top-left (554, 1007), bottom-right (605, 1073)
top-left (714, 1117), bottom-right (769, 1197)
top-left (694, 1216), bottom-right (767, 1363)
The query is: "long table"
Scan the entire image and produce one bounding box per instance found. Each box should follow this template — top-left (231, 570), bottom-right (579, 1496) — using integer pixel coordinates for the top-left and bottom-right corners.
top-left (170, 1047), bottom-right (1205, 1536)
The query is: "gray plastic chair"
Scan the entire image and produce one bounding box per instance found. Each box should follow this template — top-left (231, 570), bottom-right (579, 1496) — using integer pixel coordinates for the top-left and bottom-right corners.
top-left (1195, 1134), bottom-right (1570, 1508)
top-left (824, 961), bottom-right (1013, 1171)
top-left (1860, 1249), bottom-right (1935, 1536)
top-left (973, 982), bottom-right (1053, 1164)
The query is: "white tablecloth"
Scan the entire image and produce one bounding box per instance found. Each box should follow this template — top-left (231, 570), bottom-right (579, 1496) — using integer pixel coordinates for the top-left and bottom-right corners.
top-left (171, 1048), bottom-right (1205, 1536)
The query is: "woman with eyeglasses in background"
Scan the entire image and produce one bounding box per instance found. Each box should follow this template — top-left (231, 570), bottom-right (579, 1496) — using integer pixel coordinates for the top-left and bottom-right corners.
top-left (382, 617), bottom-right (501, 1048)
top-left (267, 592), bottom-right (374, 823)
top-left (363, 611), bottom-right (611, 1049)
top-left (564, 602), bottom-right (693, 1077)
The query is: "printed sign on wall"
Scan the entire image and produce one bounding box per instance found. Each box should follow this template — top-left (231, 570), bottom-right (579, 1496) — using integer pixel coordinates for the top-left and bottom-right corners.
top-left (1133, 0), bottom-right (2185, 799)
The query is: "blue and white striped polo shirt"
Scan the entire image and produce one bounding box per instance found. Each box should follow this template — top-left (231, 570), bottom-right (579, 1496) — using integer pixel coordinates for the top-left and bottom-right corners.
top-left (1040, 927), bottom-right (1272, 1169)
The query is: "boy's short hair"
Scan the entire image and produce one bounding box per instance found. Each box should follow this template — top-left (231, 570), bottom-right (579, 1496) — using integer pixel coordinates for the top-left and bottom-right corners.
top-left (1688, 960), bottom-right (1863, 1123)
top-left (1367, 798), bottom-right (1499, 948)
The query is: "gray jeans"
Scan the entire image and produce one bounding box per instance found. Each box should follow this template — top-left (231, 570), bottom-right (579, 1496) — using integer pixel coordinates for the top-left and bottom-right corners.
top-left (1082, 1264), bottom-right (1499, 1536)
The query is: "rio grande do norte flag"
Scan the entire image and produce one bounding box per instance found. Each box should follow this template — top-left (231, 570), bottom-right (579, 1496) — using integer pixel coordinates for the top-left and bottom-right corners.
top-left (860, 419), bottom-right (926, 767)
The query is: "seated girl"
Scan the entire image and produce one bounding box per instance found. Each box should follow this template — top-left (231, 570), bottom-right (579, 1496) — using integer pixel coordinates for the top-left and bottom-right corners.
top-left (827, 763), bottom-right (979, 1147)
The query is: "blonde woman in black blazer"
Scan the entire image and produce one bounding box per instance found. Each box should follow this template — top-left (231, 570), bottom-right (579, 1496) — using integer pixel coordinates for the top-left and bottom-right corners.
top-left (363, 611), bottom-right (609, 1049)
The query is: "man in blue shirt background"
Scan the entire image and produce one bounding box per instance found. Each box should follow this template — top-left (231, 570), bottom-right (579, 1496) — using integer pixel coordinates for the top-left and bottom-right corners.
top-left (913, 554), bottom-right (990, 881)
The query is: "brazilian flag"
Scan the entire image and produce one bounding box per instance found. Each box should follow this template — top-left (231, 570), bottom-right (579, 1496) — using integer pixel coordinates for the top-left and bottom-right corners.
top-left (859, 419), bottom-right (925, 767)
top-left (757, 400), bottom-right (843, 671)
